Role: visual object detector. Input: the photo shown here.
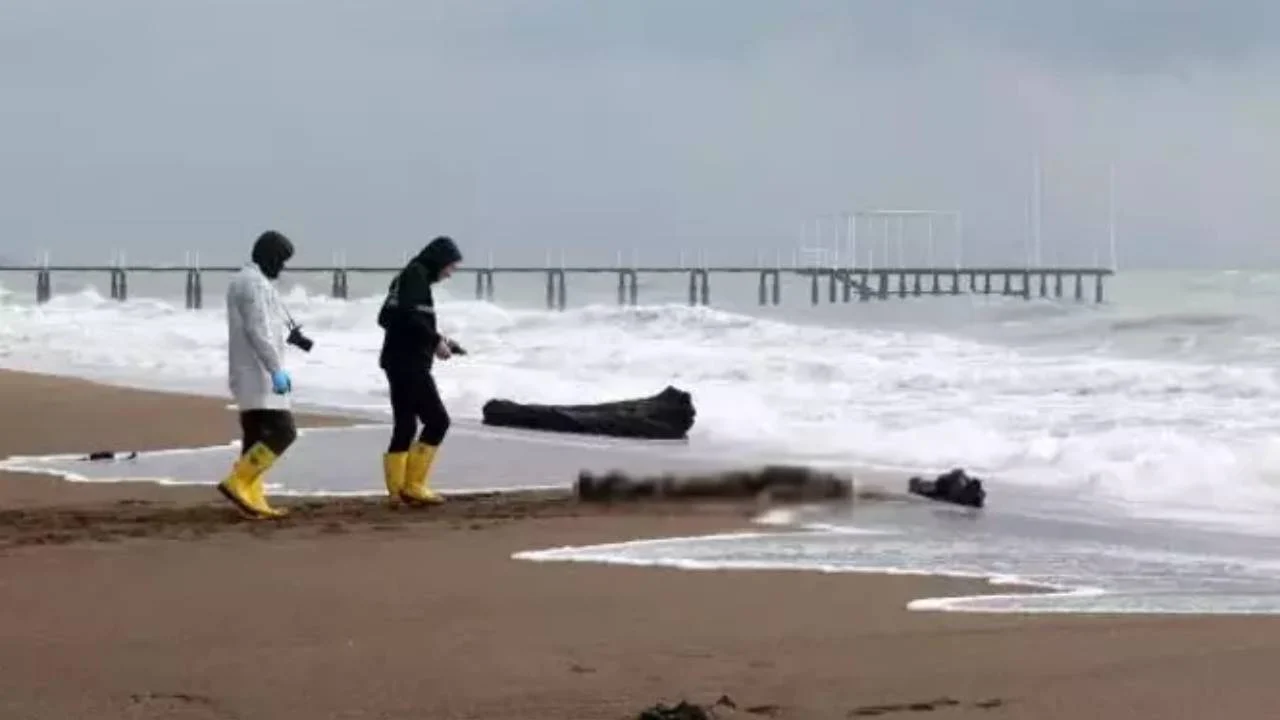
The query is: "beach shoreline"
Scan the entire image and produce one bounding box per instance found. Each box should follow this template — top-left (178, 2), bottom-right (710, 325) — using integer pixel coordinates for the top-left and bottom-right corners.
top-left (5, 368), bottom-right (1280, 719)
top-left (0, 368), bottom-right (775, 542)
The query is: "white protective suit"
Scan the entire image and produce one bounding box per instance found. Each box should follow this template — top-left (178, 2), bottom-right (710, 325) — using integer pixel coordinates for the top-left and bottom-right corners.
top-left (226, 263), bottom-right (290, 411)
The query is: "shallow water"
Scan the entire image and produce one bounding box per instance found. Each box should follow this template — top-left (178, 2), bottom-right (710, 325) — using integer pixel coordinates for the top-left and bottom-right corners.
top-left (517, 482), bottom-right (1280, 615)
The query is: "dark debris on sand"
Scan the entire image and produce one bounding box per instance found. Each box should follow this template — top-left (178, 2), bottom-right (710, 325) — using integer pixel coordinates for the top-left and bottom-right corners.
top-left (637, 695), bottom-right (745, 720)
top-left (634, 694), bottom-right (1011, 719)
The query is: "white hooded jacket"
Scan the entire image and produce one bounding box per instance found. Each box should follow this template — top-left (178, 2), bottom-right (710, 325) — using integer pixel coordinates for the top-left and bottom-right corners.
top-left (226, 263), bottom-right (290, 411)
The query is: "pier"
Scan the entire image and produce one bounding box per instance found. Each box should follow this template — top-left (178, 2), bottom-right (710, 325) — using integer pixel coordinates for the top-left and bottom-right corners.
top-left (2, 201), bottom-right (1123, 309)
top-left (1, 261), bottom-right (1114, 309)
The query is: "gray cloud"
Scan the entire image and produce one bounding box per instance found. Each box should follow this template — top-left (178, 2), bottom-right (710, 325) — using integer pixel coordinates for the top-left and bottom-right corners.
top-left (1, 1), bottom-right (1277, 269)
top-left (930, 0), bottom-right (1279, 74)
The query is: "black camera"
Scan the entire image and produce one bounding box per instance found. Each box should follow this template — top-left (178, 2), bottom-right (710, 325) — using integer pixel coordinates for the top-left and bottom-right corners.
top-left (286, 323), bottom-right (314, 353)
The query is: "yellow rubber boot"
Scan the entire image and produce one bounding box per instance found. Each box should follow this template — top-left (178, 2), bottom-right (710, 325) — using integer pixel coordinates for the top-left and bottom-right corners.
top-left (383, 452), bottom-right (408, 503)
top-left (401, 441), bottom-right (444, 506)
top-left (243, 442), bottom-right (289, 518)
top-left (217, 443), bottom-right (288, 519)
top-left (246, 473), bottom-right (288, 519)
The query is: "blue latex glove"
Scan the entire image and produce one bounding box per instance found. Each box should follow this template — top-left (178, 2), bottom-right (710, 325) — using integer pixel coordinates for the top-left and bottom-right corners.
top-left (271, 369), bottom-right (292, 394)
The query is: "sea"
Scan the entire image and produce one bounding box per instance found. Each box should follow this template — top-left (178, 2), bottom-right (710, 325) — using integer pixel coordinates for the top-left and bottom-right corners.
top-left (3, 266), bottom-right (1280, 614)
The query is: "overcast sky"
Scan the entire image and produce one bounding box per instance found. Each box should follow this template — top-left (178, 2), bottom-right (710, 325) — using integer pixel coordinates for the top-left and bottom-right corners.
top-left (2, 0), bottom-right (1278, 268)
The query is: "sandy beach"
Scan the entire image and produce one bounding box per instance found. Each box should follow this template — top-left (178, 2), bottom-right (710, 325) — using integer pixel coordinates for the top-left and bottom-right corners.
top-left (2, 370), bottom-right (1280, 719)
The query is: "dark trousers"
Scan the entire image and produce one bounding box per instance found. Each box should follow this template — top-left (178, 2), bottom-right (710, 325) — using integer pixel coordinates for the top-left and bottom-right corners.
top-left (385, 364), bottom-right (450, 453)
top-left (240, 410), bottom-right (298, 457)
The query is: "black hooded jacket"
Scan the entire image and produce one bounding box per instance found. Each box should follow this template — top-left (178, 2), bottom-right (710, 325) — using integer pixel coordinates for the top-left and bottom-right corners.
top-left (378, 236), bottom-right (462, 370)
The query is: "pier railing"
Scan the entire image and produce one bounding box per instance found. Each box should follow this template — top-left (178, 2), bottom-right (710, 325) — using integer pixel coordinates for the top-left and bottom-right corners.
top-left (0, 263), bottom-right (1115, 309)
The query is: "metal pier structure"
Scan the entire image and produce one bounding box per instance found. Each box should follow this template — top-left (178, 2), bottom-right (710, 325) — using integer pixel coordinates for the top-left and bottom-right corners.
top-left (2, 260), bottom-right (1114, 309)
top-left (3, 200), bottom-right (1124, 309)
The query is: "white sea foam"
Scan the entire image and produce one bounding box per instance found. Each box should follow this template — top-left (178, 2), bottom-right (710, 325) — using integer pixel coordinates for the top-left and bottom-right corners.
top-left (511, 525), bottom-right (1280, 615)
top-left (5, 279), bottom-right (1280, 531)
top-left (512, 531), bottom-right (1102, 614)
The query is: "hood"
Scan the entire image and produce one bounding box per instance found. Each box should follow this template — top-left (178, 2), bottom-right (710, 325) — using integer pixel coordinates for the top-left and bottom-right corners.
top-left (414, 236), bottom-right (462, 282)
top-left (251, 230), bottom-right (294, 279)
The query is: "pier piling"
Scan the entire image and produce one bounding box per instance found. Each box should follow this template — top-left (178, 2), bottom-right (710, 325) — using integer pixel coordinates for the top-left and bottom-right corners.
top-left (475, 269), bottom-right (495, 301)
top-left (109, 269), bottom-right (128, 301)
top-left (330, 269), bottom-right (349, 300)
top-left (184, 269), bottom-right (203, 310)
top-left (35, 269), bottom-right (51, 304)
top-left (544, 270), bottom-right (566, 311)
top-left (687, 269), bottom-right (709, 306)
top-left (616, 270), bottom-right (638, 306)
top-left (756, 270), bottom-right (781, 306)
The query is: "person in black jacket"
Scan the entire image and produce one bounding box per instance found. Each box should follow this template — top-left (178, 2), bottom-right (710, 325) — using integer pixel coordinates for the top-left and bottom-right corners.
top-left (377, 236), bottom-right (464, 505)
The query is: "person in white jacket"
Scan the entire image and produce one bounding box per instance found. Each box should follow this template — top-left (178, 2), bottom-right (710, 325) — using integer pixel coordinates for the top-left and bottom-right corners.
top-left (218, 230), bottom-right (301, 519)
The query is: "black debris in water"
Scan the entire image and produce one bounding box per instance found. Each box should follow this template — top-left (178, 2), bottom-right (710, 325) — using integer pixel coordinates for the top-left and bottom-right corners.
top-left (907, 468), bottom-right (986, 508)
top-left (84, 450), bottom-right (139, 461)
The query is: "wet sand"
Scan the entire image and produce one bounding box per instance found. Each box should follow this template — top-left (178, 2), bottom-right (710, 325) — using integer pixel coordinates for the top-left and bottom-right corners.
top-left (3, 369), bottom-right (1280, 719)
